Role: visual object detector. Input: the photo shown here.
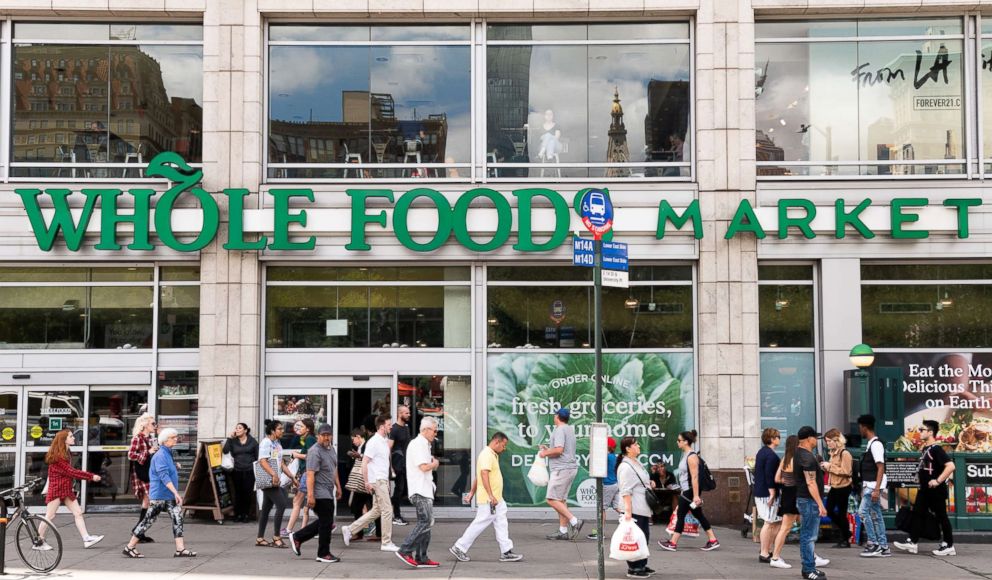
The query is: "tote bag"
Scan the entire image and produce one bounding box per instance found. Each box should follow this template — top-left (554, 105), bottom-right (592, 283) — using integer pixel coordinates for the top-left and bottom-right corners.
top-left (253, 457), bottom-right (280, 490)
top-left (345, 458), bottom-right (366, 493)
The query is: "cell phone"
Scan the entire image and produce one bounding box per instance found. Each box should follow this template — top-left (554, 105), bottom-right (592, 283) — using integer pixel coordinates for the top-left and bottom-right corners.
top-left (490, 502), bottom-right (496, 515)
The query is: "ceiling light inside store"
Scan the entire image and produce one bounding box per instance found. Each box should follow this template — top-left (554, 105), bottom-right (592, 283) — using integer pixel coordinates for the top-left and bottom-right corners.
top-left (779, 119), bottom-right (787, 126)
top-left (625, 297), bottom-right (640, 309)
top-left (774, 299), bottom-right (789, 311)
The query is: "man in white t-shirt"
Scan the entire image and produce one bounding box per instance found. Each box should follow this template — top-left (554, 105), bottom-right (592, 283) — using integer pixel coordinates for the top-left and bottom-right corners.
top-left (857, 414), bottom-right (891, 558)
top-left (396, 416), bottom-right (440, 568)
top-left (342, 414), bottom-right (399, 552)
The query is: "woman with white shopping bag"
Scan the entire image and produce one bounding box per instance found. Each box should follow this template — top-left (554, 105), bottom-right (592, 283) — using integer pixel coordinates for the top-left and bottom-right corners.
top-left (613, 436), bottom-right (654, 578)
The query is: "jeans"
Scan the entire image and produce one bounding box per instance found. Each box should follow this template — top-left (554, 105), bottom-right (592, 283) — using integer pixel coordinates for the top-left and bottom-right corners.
top-left (796, 497), bottom-right (820, 574)
top-left (133, 499), bottom-right (184, 538)
top-left (295, 498), bottom-right (335, 556)
top-left (399, 494), bottom-right (434, 562)
top-left (628, 514), bottom-right (651, 572)
top-left (859, 488), bottom-right (888, 548)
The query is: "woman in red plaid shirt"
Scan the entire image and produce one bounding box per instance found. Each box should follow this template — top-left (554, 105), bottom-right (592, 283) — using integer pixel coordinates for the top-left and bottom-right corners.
top-left (37, 429), bottom-right (104, 550)
top-left (128, 413), bottom-right (159, 543)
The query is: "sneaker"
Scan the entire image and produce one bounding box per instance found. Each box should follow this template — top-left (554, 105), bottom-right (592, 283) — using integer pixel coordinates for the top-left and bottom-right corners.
top-left (315, 553), bottom-right (340, 563)
top-left (626, 570), bottom-right (650, 579)
top-left (893, 540), bottom-right (918, 554)
top-left (801, 570), bottom-right (826, 580)
top-left (770, 558), bottom-right (792, 569)
top-left (586, 529), bottom-right (599, 540)
top-left (569, 519), bottom-right (584, 539)
top-left (643, 567), bottom-right (656, 575)
top-left (877, 547), bottom-right (892, 558)
top-left (545, 531), bottom-right (570, 540)
top-left (83, 535), bottom-right (104, 549)
top-left (759, 554), bottom-right (772, 563)
top-left (341, 526), bottom-right (352, 547)
top-left (396, 551), bottom-right (418, 568)
top-left (449, 546), bottom-right (470, 562)
top-left (279, 528), bottom-right (290, 538)
top-left (393, 517), bottom-right (409, 527)
top-left (700, 539), bottom-right (720, 551)
top-left (416, 559), bottom-right (440, 568)
top-left (859, 544), bottom-right (880, 557)
top-left (288, 531), bottom-right (301, 556)
top-left (657, 540), bottom-right (677, 552)
top-left (499, 550), bottom-right (523, 562)
top-left (32, 541), bottom-right (53, 552)
top-left (381, 542), bottom-right (401, 552)
top-left (814, 555), bottom-right (830, 567)
top-left (932, 544), bottom-right (956, 556)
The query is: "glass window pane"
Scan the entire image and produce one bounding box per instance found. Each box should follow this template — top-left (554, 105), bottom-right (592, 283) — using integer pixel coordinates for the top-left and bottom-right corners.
top-left (401, 375), bottom-right (471, 507)
top-left (862, 283), bottom-right (992, 348)
top-left (161, 266), bottom-right (200, 281)
top-left (91, 267), bottom-right (154, 282)
top-left (487, 266), bottom-right (593, 282)
top-left (0, 286), bottom-right (87, 348)
top-left (90, 286), bottom-right (154, 349)
top-left (589, 22), bottom-right (689, 41)
top-left (0, 267), bottom-right (88, 282)
top-left (759, 285), bottom-right (814, 347)
top-left (372, 26), bottom-right (470, 41)
top-left (266, 286), bottom-right (370, 348)
top-left (157, 371), bottom-right (198, 488)
top-left (267, 266), bottom-right (469, 282)
top-left (487, 24), bottom-right (587, 41)
top-left (25, 390), bottom-right (85, 446)
top-left (758, 265), bottom-right (813, 280)
top-left (160, 285), bottom-right (200, 348)
top-left (602, 286), bottom-right (694, 348)
top-left (488, 286), bottom-right (591, 348)
top-left (755, 21), bottom-right (856, 39)
top-left (84, 450), bottom-right (134, 506)
top-left (273, 394), bottom-right (328, 448)
top-left (15, 23), bottom-right (110, 40)
top-left (985, 38), bottom-right (992, 164)
top-left (0, 392), bottom-right (19, 447)
top-left (0, 455), bottom-right (14, 493)
top-left (629, 265), bottom-right (694, 282)
top-left (88, 389), bottom-right (148, 446)
top-left (861, 264), bottom-right (992, 280)
top-left (269, 25), bottom-right (370, 42)
top-left (857, 18), bottom-right (961, 37)
top-left (114, 24), bottom-right (203, 41)
top-left (760, 352), bottom-right (816, 439)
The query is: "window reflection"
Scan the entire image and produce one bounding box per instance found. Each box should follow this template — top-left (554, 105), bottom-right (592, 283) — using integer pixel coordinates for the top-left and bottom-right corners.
top-left (862, 283), bottom-right (992, 348)
top-left (760, 353), bottom-right (816, 439)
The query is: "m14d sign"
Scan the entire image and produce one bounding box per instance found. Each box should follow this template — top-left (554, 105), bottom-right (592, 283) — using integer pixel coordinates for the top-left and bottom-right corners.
top-left (14, 153), bottom-right (986, 253)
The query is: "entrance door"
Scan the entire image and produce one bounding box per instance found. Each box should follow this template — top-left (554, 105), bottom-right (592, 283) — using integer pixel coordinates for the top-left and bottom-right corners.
top-left (0, 390), bottom-right (19, 491)
top-left (271, 391), bottom-right (330, 450)
top-left (22, 388), bottom-right (87, 509)
top-left (84, 388), bottom-right (151, 512)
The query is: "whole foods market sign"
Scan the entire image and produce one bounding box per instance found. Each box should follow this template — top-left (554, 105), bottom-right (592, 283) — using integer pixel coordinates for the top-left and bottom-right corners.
top-left (15, 152), bottom-right (982, 253)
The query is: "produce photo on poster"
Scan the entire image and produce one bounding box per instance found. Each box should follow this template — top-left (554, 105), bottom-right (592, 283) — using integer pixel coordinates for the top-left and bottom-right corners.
top-left (873, 353), bottom-right (992, 453)
top-left (487, 352), bottom-right (694, 507)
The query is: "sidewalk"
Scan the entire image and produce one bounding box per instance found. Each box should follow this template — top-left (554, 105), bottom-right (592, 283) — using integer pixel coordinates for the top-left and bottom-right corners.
top-left (3, 514), bottom-right (989, 579)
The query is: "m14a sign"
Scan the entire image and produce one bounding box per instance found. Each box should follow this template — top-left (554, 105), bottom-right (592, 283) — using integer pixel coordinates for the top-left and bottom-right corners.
top-left (14, 153), bottom-right (985, 253)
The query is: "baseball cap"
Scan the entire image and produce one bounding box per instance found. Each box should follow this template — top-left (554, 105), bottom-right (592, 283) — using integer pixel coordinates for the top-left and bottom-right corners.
top-left (556, 407), bottom-right (571, 421)
top-left (317, 424), bottom-right (333, 435)
top-left (607, 437), bottom-right (616, 452)
top-left (796, 426), bottom-right (821, 440)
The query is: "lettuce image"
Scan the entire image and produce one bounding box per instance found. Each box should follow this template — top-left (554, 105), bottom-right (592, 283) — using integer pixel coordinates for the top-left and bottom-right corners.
top-left (487, 352), bottom-right (694, 507)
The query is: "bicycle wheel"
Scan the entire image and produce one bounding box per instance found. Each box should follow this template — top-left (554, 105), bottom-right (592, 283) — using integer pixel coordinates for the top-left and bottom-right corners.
top-left (14, 514), bottom-right (63, 573)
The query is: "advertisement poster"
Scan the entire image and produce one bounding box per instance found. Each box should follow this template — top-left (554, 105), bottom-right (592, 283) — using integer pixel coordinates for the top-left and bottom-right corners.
top-left (487, 352), bottom-right (694, 507)
top-left (873, 353), bottom-right (992, 453)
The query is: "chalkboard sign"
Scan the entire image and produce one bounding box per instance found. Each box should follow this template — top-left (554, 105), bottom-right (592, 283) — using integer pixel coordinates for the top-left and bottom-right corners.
top-left (885, 460), bottom-right (919, 487)
top-left (182, 440), bottom-right (234, 523)
top-left (212, 467), bottom-right (232, 509)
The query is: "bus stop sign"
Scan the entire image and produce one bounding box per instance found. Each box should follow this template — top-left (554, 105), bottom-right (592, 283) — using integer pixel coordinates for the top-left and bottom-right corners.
top-left (579, 188), bottom-right (614, 239)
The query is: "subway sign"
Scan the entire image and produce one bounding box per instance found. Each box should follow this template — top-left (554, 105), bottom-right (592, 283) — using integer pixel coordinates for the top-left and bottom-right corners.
top-left (13, 152), bottom-right (983, 253)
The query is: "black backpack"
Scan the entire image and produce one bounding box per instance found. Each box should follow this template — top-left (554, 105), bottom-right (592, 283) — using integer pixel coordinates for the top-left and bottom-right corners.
top-left (691, 452), bottom-right (717, 492)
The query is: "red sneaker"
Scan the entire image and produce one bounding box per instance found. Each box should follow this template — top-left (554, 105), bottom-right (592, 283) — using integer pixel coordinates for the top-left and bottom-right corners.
top-left (417, 559), bottom-right (440, 568)
top-left (396, 552), bottom-right (418, 568)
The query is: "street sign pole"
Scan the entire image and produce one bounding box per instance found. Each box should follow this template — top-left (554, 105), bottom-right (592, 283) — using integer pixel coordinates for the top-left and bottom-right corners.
top-left (594, 236), bottom-right (604, 580)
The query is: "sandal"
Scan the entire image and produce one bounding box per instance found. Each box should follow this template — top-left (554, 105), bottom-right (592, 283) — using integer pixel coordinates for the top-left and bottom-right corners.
top-left (272, 537), bottom-right (288, 549)
top-left (174, 548), bottom-right (197, 558)
top-left (255, 538), bottom-right (272, 547)
top-left (122, 546), bottom-right (145, 558)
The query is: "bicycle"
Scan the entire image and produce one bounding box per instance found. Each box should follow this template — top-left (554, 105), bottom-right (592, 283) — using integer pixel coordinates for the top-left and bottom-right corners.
top-left (0, 478), bottom-right (63, 573)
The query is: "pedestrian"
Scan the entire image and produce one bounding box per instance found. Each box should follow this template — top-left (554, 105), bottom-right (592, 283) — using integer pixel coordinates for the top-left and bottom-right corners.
top-left (37, 429), bottom-right (104, 550)
top-left (128, 413), bottom-right (158, 543)
top-left (617, 436), bottom-right (656, 579)
top-left (769, 435), bottom-right (799, 569)
top-left (346, 428), bottom-right (375, 539)
top-left (857, 414), bottom-right (891, 558)
top-left (390, 405), bottom-right (413, 527)
top-left (285, 418), bottom-right (316, 536)
top-left (223, 422), bottom-right (259, 523)
top-left (795, 426), bottom-right (829, 580)
top-left (396, 417), bottom-right (441, 568)
top-left (754, 427), bottom-right (782, 565)
top-left (122, 428), bottom-right (197, 558)
top-left (539, 407), bottom-right (583, 540)
top-left (449, 432), bottom-right (522, 564)
top-left (820, 429), bottom-right (853, 548)
top-left (289, 423), bottom-right (343, 563)
top-left (587, 437), bottom-right (620, 540)
top-left (256, 419), bottom-right (296, 548)
top-left (341, 414), bottom-right (400, 552)
top-left (658, 430), bottom-right (719, 552)
top-left (893, 419), bottom-right (956, 557)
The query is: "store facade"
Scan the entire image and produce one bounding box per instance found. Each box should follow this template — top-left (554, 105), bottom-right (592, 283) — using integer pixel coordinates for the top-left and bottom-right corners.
top-left (0, 0), bottom-right (991, 525)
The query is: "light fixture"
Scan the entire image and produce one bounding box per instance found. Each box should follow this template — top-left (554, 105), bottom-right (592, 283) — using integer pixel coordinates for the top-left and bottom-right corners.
top-left (849, 343), bottom-right (875, 369)
top-left (624, 297), bottom-right (640, 309)
top-left (937, 287), bottom-right (953, 310)
top-left (487, 317), bottom-right (498, 326)
top-left (62, 299), bottom-right (79, 312)
top-left (774, 299), bottom-right (789, 311)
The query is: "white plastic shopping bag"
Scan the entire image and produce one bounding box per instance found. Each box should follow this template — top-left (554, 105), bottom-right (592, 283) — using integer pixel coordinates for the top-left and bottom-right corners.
top-left (610, 517), bottom-right (649, 561)
top-left (527, 454), bottom-right (550, 487)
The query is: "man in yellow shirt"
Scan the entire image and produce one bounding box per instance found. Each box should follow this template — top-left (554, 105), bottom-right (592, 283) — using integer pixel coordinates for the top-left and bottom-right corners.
top-left (448, 432), bottom-right (523, 563)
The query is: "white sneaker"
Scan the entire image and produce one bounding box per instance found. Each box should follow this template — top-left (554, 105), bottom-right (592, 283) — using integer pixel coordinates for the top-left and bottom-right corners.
top-left (769, 558), bottom-right (792, 569)
top-left (32, 541), bottom-right (53, 551)
top-left (380, 542), bottom-right (400, 552)
top-left (83, 535), bottom-right (104, 548)
top-left (933, 544), bottom-right (956, 556)
top-left (894, 540), bottom-right (918, 554)
top-left (341, 526), bottom-right (352, 547)
top-left (814, 555), bottom-right (830, 567)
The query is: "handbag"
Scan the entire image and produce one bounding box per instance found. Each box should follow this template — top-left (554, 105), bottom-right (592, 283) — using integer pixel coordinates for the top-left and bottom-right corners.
top-left (221, 452), bottom-right (235, 471)
top-left (625, 458), bottom-right (661, 511)
top-left (253, 457), bottom-right (280, 490)
top-left (345, 458), bottom-right (366, 493)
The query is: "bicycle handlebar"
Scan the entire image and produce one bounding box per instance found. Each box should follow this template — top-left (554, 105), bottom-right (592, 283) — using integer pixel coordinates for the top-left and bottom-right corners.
top-left (0, 478), bottom-right (43, 498)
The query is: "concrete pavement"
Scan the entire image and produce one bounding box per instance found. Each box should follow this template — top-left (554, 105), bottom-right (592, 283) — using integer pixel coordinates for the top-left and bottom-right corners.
top-left (2, 514), bottom-right (988, 579)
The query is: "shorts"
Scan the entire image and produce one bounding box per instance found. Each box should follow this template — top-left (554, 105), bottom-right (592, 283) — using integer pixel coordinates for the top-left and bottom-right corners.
top-left (779, 486), bottom-right (798, 516)
top-left (546, 468), bottom-right (578, 501)
top-left (755, 495), bottom-right (782, 523)
top-left (602, 483), bottom-right (621, 512)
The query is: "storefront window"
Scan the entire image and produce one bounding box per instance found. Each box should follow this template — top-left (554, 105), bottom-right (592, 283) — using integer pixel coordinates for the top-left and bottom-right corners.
top-left (983, 18), bottom-right (992, 174)
top-left (756, 18), bottom-right (965, 177)
top-left (759, 265), bottom-right (816, 437)
top-left (157, 371), bottom-right (198, 487)
top-left (400, 375), bottom-right (471, 507)
top-left (486, 265), bottom-right (692, 349)
top-left (486, 23), bottom-right (691, 179)
top-left (86, 389), bottom-right (150, 507)
top-left (267, 25), bottom-right (471, 179)
top-left (11, 23), bottom-right (203, 178)
top-left (266, 267), bottom-right (471, 348)
top-left (862, 264), bottom-right (992, 348)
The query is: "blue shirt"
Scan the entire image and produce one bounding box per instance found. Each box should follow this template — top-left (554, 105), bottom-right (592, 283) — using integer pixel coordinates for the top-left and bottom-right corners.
top-left (604, 452), bottom-right (618, 486)
top-left (149, 444), bottom-right (180, 501)
top-left (754, 445), bottom-right (781, 498)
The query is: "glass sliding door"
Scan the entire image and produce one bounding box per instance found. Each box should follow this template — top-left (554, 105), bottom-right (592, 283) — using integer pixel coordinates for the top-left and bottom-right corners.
top-left (85, 388), bottom-right (150, 511)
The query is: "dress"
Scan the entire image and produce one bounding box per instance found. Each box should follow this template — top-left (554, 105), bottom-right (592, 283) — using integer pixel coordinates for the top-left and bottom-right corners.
top-left (45, 457), bottom-right (97, 503)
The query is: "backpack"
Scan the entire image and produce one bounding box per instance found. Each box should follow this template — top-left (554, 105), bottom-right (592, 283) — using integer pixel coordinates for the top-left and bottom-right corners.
top-left (853, 438), bottom-right (884, 493)
top-left (690, 452), bottom-right (717, 492)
